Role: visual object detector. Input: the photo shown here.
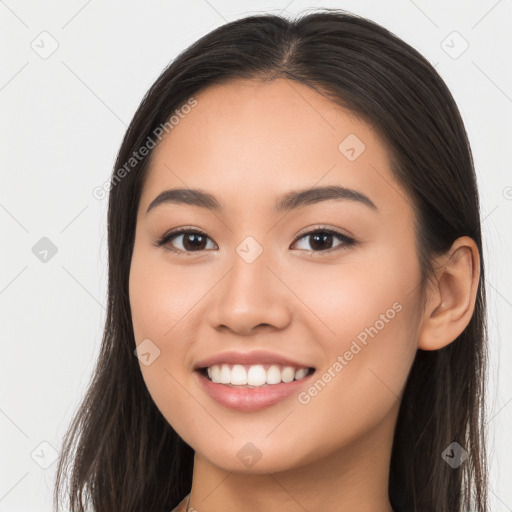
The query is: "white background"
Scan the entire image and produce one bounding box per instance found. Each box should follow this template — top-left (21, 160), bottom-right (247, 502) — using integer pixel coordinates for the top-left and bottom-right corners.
top-left (0, 1), bottom-right (511, 510)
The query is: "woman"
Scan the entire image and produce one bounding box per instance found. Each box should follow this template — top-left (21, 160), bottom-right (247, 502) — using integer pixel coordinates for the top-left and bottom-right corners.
top-left (54, 8), bottom-right (488, 512)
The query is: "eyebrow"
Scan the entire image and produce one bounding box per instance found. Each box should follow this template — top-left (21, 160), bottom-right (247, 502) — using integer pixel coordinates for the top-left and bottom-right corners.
top-left (146, 185), bottom-right (378, 214)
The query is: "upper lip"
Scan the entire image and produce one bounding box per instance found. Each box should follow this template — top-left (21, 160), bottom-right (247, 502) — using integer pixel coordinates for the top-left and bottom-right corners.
top-left (193, 350), bottom-right (315, 370)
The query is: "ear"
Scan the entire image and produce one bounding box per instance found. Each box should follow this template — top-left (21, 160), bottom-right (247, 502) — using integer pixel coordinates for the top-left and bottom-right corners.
top-left (418, 236), bottom-right (481, 351)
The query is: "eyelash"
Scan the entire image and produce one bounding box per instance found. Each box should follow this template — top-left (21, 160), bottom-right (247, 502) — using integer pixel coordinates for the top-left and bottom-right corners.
top-left (155, 225), bottom-right (357, 257)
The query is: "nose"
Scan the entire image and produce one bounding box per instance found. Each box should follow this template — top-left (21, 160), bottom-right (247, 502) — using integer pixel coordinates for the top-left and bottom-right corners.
top-left (206, 248), bottom-right (292, 336)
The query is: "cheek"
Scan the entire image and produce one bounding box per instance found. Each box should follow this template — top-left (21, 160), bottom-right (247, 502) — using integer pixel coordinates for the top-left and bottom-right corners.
top-left (129, 243), bottom-right (199, 343)
top-left (287, 272), bottom-right (419, 463)
top-left (289, 245), bottom-right (420, 405)
top-left (291, 245), bottom-right (419, 343)
top-left (129, 245), bottom-right (200, 431)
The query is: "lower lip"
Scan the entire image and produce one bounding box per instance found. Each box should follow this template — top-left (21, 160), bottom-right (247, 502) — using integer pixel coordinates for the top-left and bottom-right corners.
top-left (194, 369), bottom-right (315, 411)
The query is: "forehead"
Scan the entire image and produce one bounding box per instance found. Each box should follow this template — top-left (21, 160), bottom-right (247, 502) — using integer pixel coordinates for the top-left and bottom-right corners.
top-left (140, 78), bottom-right (410, 217)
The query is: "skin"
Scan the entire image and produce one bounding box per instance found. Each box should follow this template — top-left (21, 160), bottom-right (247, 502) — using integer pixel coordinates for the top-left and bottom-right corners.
top-left (128, 78), bottom-right (480, 512)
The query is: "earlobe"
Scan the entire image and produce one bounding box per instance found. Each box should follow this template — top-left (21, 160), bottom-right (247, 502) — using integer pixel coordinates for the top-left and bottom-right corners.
top-left (417, 236), bottom-right (480, 351)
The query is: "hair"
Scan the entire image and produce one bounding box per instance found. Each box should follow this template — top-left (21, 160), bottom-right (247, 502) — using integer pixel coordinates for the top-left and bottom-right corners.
top-left (53, 8), bottom-right (488, 512)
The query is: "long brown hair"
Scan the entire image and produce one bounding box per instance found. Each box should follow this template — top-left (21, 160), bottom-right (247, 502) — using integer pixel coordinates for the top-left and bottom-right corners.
top-left (53, 8), bottom-right (488, 511)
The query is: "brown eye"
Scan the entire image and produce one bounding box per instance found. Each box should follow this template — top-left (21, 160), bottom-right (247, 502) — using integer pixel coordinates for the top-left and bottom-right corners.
top-left (156, 226), bottom-right (356, 256)
top-left (291, 227), bottom-right (356, 253)
top-left (157, 229), bottom-right (216, 254)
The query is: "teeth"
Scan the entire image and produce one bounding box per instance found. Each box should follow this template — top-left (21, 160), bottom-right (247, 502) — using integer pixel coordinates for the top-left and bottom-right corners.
top-left (206, 364), bottom-right (311, 386)
top-left (247, 365), bottom-right (266, 386)
top-left (231, 364), bottom-right (247, 385)
top-left (294, 368), bottom-right (308, 380)
top-left (219, 364), bottom-right (231, 384)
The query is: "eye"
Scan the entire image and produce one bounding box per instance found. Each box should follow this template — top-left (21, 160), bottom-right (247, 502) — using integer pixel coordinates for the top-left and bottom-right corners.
top-left (156, 228), bottom-right (217, 255)
top-left (291, 226), bottom-right (356, 253)
top-left (155, 225), bottom-right (356, 256)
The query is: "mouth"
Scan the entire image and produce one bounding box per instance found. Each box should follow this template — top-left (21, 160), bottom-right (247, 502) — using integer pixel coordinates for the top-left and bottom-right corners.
top-left (194, 360), bottom-right (318, 411)
top-left (196, 364), bottom-right (316, 389)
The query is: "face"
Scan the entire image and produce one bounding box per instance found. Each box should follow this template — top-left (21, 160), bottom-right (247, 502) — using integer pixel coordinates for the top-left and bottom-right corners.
top-left (129, 78), bottom-right (423, 473)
